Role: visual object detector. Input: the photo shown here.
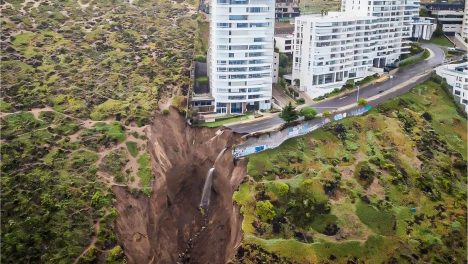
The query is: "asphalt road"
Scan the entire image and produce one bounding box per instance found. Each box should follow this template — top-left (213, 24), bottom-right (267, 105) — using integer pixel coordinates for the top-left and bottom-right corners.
top-left (227, 43), bottom-right (445, 134)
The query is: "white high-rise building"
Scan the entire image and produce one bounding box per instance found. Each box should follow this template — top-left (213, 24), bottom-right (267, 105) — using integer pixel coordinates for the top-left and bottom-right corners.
top-left (341, 0), bottom-right (419, 67)
top-left (292, 0), bottom-right (419, 98)
top-left (292, 13), bottom-right (379, 96)
top-left (208, 0), bottom-right (275, 114)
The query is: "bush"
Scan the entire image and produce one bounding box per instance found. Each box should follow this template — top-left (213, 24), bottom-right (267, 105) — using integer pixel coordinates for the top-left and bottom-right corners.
top-left (357, 98), bottom-right (368, 106)
top-left (300, 106), bottom-right (317, 120)
top-left (323, 111), bottom-right (332, 117)
top-left (196, 76), bottom-right (209, 85)
top-left (296, 98), bottom-right (305, 105)
top-left (172, 96), bottom-right (187, 112)
top-left (162, 109), bottom-right (170, 115)
top-left (194, 54), bottom-right (206, 62)
top-left (255, 200), bottom-right (276, 222)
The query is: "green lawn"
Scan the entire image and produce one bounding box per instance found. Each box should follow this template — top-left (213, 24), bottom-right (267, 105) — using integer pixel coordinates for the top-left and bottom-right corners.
top-left (201, 114), bottom-right (252, 128)
top-left (138, 153), bottom-right (152, 195)
top-left (425, 36), bottom-right (453, 47)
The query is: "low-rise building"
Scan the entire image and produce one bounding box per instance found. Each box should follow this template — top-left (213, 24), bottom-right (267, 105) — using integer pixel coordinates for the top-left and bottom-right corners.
top-left (274, 34), bottom-right (294, 53)
top-left (422, 2), bottom-right (465, 35)
top-left (412, 17), bottom-right (437, 40)
top-left (436, 62), bottom-right (468, 112)
top-left (275, 0), bottom-right (300, 21)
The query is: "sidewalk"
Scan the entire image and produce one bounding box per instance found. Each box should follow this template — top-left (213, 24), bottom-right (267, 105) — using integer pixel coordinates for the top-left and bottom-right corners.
top-left (310, 74), bottom-right (390, 105)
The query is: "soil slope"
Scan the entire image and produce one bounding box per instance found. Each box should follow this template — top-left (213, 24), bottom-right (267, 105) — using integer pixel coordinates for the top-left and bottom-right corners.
top-left (112, 108), bottom-right (246, 263)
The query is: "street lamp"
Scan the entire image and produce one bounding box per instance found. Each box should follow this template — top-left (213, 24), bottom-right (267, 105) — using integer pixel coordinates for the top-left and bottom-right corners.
top-left (356, 85), bottom-right (360, 102)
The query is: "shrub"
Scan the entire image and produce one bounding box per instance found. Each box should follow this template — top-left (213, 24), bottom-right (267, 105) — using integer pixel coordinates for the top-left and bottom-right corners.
top-left (194, 54), bottom-right (206, 62)
top-left (296, 98), bottom-right (305, 105)
top-left (421, 111), bottom-right (432, 121)
top-left (354, 161), bottom-right (375, 187)
top-left (172, 96), bottom-right (187, 111)
top-left (255, 200), bottom-right (276, 222)
top-left (195, 76), bottom-right (209, 85)
top-left (162, 109), bottom-right (170, 115)
top-left (323, 111), bottom-right (332, 117)
top-left (357, 98), bottom-right (368, 106)
top-left (90, 99), bottom-right (125, 121)
top-left (300, 106), bottom-right (317, 120)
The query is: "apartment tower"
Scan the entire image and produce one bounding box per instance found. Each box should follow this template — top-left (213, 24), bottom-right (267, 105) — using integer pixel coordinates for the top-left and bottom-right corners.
top-left (208, 0), bottom-right (275, 114)
top-left (292, 0), bottom-right (419, 98)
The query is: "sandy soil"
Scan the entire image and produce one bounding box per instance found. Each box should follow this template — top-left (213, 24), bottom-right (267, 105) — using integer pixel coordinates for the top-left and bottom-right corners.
top-left (112, 108), bottom-right (246, 263)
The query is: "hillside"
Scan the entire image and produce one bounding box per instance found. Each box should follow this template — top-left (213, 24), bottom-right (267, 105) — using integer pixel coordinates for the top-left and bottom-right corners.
top-left (0, 0), bottom-right (196, 262)
top-left (233, 79), bottom-right (467, 263)
top-left (300, 0), bottom-right (341, 14)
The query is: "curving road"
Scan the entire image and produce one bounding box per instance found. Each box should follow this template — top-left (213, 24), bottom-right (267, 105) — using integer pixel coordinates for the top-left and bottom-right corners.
top-left (228, 43), bottom-right (445, 134)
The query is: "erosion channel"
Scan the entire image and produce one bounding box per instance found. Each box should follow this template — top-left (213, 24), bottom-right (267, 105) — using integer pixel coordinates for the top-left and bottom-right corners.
top-left (112, 109), bottom-right (246, 263)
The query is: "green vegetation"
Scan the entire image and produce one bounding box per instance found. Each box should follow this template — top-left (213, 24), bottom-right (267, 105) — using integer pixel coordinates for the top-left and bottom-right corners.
top-left (233, 78), bottom-right (467, 263)
top-left (280, 102), bottom-right (299, 123)
top-left (199, 114), bottom-right (252, 128)
top-left (195, 76), bottom-right (209, 85)
top-left (426, 35), bottom-right (453, 47)
top-left (126, 141), bottom-right (139, 157)
top-left (300, 0), bottom-right (341, 13)
top-left (357, 98), bottom-right (368, 106)
top-left (314, 74), bottom-right (380, 101)
top-left (1, 0), bottom-right (197, 262)
top-left (399, 49), bottom-right (430, 68)
top-left (299, 106), bottom-right (317, 120)
top-left (138, 153), bottom-right (153, 195)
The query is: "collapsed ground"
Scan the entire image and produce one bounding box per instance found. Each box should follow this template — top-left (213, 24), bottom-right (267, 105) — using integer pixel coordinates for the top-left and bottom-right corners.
top-left (1, 0), bottom-right (196, 262)
top-left (233, 78), bottom-right (467, 263)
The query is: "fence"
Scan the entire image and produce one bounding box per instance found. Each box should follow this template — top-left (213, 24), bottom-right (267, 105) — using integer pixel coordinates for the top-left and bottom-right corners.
top-left (232, 105), bottom-right (372, 158)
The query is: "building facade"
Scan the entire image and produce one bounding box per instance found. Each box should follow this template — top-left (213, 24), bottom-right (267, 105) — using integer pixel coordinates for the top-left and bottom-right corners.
top-left (422, 3), bottom-right (465, 35)
top-left (275, 0), bottom-right (300, 21)
top-left (436, 62), bottom-right (468, 112)
top-left (292, 0), bottom-right (419, 98)
top-left (208, 0), bottom-right (275, 114)
top-left (411, 17), bottom-right (436, 40)
top-left (292, 13), bottom-right (380, 97)
top-left (341, 0), bottom-right (419, 67)
top-left (462, 1), bottom-right (468, 41)
top-left (274, 34), bottom-right (294, 53)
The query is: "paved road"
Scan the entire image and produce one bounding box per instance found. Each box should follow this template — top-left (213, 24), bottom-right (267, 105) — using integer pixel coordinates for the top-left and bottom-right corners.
top-left (228, 43), bottom-right (445, 134)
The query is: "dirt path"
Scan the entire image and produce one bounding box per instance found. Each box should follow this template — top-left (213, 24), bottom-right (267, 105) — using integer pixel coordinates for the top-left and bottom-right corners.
top-left (73, 220), bottom-right (100, 264)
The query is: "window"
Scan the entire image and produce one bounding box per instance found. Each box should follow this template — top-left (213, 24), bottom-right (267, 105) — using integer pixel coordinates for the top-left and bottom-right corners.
top-left (229, 15), bottom-right (248, 20)
top-left (229, 53), bottom-right (235, 57)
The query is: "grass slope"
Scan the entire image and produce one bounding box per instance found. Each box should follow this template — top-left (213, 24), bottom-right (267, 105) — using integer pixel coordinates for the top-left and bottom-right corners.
top-left (233, 78), bottom-right (467, 263)
top-left (1, 0), bottom-right (197, 262)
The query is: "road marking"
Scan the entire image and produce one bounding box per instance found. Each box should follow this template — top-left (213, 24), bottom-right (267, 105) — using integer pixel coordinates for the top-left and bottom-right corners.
top-left (338, 96), bottom-right (347, 100)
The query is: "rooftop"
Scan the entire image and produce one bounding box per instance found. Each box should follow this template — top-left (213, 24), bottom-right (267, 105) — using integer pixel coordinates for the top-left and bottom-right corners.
top-left (296, 12), bottom-right (374, 22)
top-left (275, 34), bottom-right (294, 38)
top-left (437, 62), bottom-right (468, 74)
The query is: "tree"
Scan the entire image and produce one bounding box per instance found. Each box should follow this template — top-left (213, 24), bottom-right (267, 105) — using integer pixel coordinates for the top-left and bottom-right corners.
top-left (433, 23), bottom-right (444, 38)
top-left (300, 106), bottom-right (317, 120)
top-left (357, 98), bottom-right (368, 106)
top-left (255, 200), bottom-right (276, 222)
top-left (280, 102), bottom-right (298, 123)
top-left (294, 79), bottom-right (300, 87)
